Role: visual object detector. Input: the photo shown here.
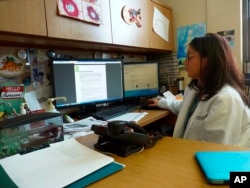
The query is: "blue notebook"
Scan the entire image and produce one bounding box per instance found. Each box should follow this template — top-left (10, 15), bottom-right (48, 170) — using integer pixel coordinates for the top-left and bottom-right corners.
top-left (195, 151), bottom-right (250, 184)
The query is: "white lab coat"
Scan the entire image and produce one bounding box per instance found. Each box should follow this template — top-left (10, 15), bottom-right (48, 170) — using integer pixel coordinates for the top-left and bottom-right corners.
top-left (157, 85), bottom-right (250, 147)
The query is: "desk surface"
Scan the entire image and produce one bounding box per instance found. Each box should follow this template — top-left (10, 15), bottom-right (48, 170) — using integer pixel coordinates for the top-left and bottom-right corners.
top-left (77, 134), bottom-right (248, 188)
top-left (136, 109), bottom-right (171, 127)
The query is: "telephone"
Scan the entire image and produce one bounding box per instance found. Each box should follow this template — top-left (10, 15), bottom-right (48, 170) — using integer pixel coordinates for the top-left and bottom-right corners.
top-left (91, 121), bottom-right (161, 157)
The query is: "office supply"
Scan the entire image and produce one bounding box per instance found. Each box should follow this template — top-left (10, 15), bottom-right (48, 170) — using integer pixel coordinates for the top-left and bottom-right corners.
top-left (195, 151), bottom-right (250, 184)
top-left (76, 134), bottom-right (246, 188)
top-left (92, 104), bottom-right (139, 120)
top-left (7, 102), bottom-right (18, 117)
top-left (0, 138), bottom-right (123, 188)
top-left (64, 114), bottom-right (75, 123)
top-left (66, 161), bottom-right (125, 188)
top-left (63, 116), bottom-right (107, 138)
top-left (0, 165), bottom-right (18, 188)
top-left (50, 59), bottom-right (123, 112)
top-left (0, 161), bottom-right (125, 188)
top-left (108, 112), bottom-right (148, 122)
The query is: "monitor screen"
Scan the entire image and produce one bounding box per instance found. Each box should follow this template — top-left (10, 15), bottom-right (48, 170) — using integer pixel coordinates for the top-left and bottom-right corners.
top-left (123, 62), bottom-right (160, 98)
top-left (50, 59), bottom-right (124, 109)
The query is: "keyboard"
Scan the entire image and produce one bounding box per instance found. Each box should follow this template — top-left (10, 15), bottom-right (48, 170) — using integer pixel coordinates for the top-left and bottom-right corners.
top-left (92, 104), bottom-right (139, 121)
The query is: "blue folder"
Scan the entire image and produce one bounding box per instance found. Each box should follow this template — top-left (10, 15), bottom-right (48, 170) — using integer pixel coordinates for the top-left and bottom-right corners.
top-left (66, 161), bottom-right (125, 187)
top-left (195, 151), bottom-right (250, 184)
top-left (0, 165), bottom-right (18, 188)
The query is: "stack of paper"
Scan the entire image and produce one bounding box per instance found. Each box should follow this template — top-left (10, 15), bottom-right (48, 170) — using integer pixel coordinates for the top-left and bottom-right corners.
top-left (63, 116), bottom-right (107, 139)
top-left (0, 139), bottom-right (125, 188)
top-left (108, 112), bottom-right (148, 122)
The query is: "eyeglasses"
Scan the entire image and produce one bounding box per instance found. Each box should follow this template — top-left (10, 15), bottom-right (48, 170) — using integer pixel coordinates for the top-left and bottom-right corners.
top-left (185, 54), bottom-right (200, 62)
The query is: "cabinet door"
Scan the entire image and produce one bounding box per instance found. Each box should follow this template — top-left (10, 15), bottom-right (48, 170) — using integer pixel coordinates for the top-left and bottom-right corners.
top-left (148, 0), bottom-right (173, 51)
top-left (110, 0), bottom-right (149, 48)
top-left (0, 0), bottom-right (47, 36)
top-left (45, 0), bottom-right (112, 44)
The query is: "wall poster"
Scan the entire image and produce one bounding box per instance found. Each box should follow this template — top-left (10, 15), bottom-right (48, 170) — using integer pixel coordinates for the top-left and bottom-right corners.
top-left (217, 29), bottom-right (235, 48)
top-left (177, 23), bottom-right (206, 68)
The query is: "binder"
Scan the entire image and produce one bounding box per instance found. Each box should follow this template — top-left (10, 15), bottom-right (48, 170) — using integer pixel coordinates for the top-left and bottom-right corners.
top-left (66, 162), bottom-right (125, 188)
top-left (0, 165), bottom-right (18, 188)
top-left (0, 139), bottom-right (125, 188)
top-left (0, 162), bottom-right (125, 188)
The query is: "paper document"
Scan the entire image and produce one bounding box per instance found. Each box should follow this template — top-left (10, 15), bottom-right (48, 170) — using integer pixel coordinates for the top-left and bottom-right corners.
top-left (63, 116), bottom-right (107, 139)
top-left (163, 91), bottom-right (176, 101)
top-left (63, 116), bottom-right (107, 133)
top-left (24, 85), bottom-right (52, 111)
top-left (153, 7), bottom-right (169, 42)
top-left (108, 112), bottom-right (148, 122)
top-left (0, 139), bottom-right (114, 188)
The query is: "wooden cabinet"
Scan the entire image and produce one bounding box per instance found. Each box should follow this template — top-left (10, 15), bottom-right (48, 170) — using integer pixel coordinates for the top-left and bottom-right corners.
top-left (148, 0), bottom-right (173, 51)
top-left (110, 0), bottom-right (149, 48)
top-left (110, 0), bottom-right (173, 50)
top-left (0, 0), bottom-right (173, 52)
top-left (45, 0), bottom-right (112, 44)
top-left (0, 0), bottom-right (47, 36)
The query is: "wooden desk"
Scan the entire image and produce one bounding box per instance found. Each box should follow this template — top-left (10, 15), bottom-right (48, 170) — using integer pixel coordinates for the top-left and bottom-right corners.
top-left (136, 109), bottom-right (171, 127)
top-left (77, 134), bottom-right (247, 188)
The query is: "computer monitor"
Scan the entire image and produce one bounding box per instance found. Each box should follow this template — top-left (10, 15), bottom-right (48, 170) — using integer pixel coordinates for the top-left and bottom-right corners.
top-left (50, 59), bottom-right (124, 109)
top-left (123, 62), bottom-right (160, 99)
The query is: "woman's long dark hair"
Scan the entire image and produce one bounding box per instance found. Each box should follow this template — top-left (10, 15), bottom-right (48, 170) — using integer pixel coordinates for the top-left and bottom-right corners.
top-left (188, 33), bottom-right (249, 106)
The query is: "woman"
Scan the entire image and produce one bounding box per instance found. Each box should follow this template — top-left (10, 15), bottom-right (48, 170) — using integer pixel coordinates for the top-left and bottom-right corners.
top-left (147, 33), bottom-right (250, 147)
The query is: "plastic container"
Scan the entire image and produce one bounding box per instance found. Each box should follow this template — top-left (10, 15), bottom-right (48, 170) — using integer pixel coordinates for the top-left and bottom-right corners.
top-left (0, 112), bottom-right (64, 159)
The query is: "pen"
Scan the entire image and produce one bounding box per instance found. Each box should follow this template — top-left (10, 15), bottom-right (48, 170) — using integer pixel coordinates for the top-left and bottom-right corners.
top-left (8, 102), bottom-right (18, 117)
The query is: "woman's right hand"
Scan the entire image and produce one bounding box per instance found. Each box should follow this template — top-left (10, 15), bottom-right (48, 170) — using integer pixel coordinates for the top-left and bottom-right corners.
top-left (147, 98), bottom-right (159, 107)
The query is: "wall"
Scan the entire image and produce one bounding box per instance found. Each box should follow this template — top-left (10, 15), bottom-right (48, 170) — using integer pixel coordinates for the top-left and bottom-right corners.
top-left (206, 0), bottom-right (242, 66)
top-left (162, 0), bottom-right (242, 87)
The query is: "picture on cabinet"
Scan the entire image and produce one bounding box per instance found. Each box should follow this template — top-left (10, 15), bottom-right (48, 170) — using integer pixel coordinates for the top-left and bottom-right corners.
top-left (0, 55), bottom-right (26, 78)
top-left (121, 5), bottom-right (142, 27)
top-left (153, 7), bottom-right (169, 42)
top-left (57, 0), bottom-right (101, 24)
